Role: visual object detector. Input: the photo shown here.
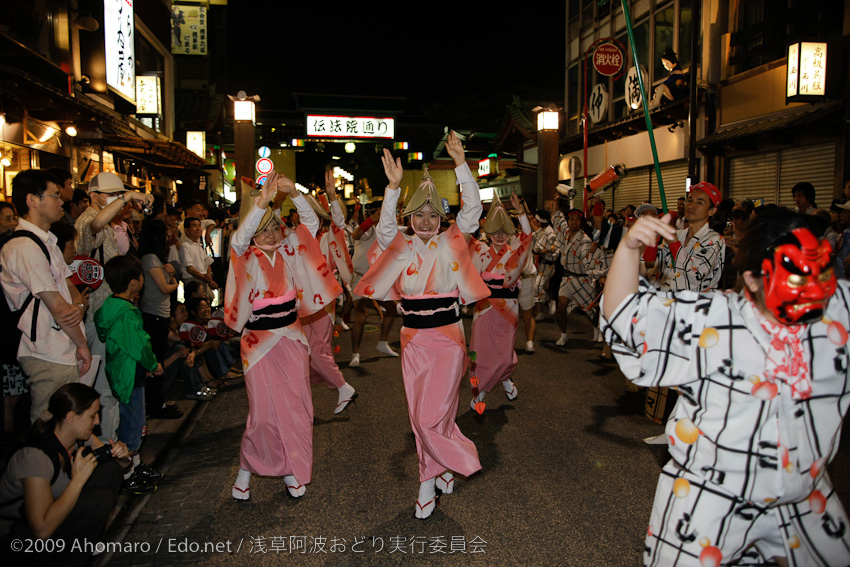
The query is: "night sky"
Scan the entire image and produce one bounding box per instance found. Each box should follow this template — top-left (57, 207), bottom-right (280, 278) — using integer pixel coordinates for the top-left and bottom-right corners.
top-left (225, 3), bottom-right (566, 130)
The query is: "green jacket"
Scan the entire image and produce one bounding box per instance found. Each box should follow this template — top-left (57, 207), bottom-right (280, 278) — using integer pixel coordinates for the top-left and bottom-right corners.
top-left (94, 296), bottom-right (158, 404)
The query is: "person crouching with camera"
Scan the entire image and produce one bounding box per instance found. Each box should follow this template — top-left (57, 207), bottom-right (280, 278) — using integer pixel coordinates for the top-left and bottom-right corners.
top-left (0, 383), bottom-right (127, 566)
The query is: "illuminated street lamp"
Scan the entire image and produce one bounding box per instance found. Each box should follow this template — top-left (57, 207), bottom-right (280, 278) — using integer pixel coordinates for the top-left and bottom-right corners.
top-left (228, 91), bottom-right (261, 186)
top-left (230, 90), bottom-right (259, 123)
top-left (533, 104), bottom-right (562, 210)
top-left (537, 110), bottom-right (560, 131)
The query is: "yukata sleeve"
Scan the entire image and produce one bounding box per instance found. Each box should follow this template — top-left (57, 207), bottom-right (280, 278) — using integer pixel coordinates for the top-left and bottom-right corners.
top-left (375, 187), bottom-right (400, 251)
top-left (454, 163), bottom-right (483, 234)
top-left (586, 246), bottom-right (610, 278)
top-left (600, 277), bottom-right (711, 388)
top-left (330, 200), bottom-right (346, 230)
top-left (292, 193), bottom-right (319, 238)
top-left (552, 210), bottom-right (568, 235)
top-left (230, 204), bottom-right (266, 257)
top-left (532, 232), bottom-right (546, 255)
top-left (578, 237), bottom-right (593, 272)
top-left (704, 238), bottom-right (726, 291)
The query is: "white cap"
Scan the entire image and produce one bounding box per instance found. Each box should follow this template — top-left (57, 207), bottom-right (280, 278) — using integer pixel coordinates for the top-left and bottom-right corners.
top-left (88, 172), bottom-right (125, 194)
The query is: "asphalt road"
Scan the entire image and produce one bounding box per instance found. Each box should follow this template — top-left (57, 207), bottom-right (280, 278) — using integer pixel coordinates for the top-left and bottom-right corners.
top-left (99, 312), bottom-right (850, 567)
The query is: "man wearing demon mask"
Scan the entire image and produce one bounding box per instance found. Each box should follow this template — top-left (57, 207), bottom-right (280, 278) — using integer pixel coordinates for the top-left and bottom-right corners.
top-left (601, 209), bottom-right (850, 567)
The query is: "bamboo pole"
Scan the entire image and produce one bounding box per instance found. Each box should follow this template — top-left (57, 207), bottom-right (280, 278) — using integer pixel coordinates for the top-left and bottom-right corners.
top-left (620, 0), bottom-right (667, 213)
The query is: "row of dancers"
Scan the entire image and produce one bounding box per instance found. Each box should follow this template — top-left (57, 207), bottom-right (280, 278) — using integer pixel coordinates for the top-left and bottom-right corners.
top-left (223, 132), bottom-right (531, 518)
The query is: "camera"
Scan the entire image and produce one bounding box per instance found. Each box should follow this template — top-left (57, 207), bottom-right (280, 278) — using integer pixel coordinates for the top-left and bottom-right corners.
top-left (82, 445), bottom-right (114, 464)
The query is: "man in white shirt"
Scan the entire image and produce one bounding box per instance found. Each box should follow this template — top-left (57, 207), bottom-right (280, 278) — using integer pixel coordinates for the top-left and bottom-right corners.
top-left (1, 170), bottom-right (91, 422)
top-left (179, 217), bottom-right (217, 298)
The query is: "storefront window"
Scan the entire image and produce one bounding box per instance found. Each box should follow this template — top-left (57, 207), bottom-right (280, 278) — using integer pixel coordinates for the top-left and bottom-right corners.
top-left (653, 6), bottom-right (676, 82)
top-left (632, 20), bottom-right (650, 75)
top-left (678, 0), bottom-right (693, 70)
top-left (0, 0), bottom-right (65, 65)
top-left (568, 63), bottom-right (580, 135)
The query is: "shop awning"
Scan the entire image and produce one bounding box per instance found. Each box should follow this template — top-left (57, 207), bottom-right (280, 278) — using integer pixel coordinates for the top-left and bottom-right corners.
top-left (0, 60), bottom-right (206, 173)
top-left (95, 135), bottom-right (207, 171)
top-left (697, 102), bottom-right (842, 149)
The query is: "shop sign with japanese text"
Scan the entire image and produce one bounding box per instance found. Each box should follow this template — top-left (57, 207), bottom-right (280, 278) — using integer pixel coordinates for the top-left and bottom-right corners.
top-left (105, 0), bottom-right (135, 103)
top-left (306, 116), bottom-right (394, 139)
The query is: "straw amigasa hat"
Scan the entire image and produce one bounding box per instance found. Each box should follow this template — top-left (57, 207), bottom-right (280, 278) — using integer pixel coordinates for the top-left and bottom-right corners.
top-left (238, 176), bottom-right (284, 235)
top-left (303, 193), bottom-right (331, 221)
top-left (402, 168), bottom-right (448, 219)
top-left (482, 193), bottom-right (516, 235)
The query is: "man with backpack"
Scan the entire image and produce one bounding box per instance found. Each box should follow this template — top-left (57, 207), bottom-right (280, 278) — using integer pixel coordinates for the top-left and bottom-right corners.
top-left (0, 170), bottom-right (91, 423)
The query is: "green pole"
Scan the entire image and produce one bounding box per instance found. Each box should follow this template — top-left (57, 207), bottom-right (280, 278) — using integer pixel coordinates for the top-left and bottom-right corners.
top-left (620, 0), bottom-right (668, 213)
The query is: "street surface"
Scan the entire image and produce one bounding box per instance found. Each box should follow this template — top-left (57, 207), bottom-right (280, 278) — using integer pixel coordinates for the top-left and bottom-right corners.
top-left (98, 312), bottom-right (850, 566)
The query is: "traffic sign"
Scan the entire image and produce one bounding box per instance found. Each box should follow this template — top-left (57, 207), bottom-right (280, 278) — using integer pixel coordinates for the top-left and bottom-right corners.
top-left (258, 146), bottom-right (270, 158)
top-left (257, 174), bottom-right (268, 185)
top-left (256, 157), bottom-right (273, 174)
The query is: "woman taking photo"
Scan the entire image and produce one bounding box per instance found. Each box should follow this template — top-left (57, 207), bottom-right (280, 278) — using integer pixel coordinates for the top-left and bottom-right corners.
top-left (0, 383), bottom-right (127, 566)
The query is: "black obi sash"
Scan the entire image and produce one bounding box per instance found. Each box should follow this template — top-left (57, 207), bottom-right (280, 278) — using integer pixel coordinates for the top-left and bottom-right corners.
top-left (484, 278), bottom-right (519, 299)
top-left (399, 296), bottom-right (461, 329)
top-left (245, 297), bottom-right (297, 330)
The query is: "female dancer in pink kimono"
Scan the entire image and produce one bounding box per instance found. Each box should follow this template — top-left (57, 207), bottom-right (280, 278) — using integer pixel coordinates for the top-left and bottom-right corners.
top-left (298, 171), bottom-right (358, 414)
top-left (225, 171), bottom-right (340, 501)
top-left (353, 132), bottom-right (490, 519)
top-left (467, 193), bottom-right (532, 411)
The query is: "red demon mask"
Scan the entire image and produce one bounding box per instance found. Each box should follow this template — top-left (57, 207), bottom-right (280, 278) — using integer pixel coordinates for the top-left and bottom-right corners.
top-left (761, 228), bottom-right (836, 325)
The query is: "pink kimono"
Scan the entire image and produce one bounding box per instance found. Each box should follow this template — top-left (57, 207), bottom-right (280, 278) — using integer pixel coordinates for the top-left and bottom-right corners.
top-left (468, 228), bottom-right (532, 397)
top-left (300, 201), bottom-right (350, 389)
top-left (225, 200), bottom-right (339, 482)
top-left (353, 163), bottom-right (489, 482)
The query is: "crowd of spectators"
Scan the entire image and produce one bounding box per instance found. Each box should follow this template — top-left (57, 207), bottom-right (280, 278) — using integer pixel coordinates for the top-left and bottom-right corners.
top-left (0, 169), bottom-right (241, 561)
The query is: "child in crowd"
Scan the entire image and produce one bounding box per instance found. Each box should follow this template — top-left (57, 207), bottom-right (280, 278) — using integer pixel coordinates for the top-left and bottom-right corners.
top-left (166, 301), bottom-right (214, 401)
top-left (94, 255), bottom-right (164, 495)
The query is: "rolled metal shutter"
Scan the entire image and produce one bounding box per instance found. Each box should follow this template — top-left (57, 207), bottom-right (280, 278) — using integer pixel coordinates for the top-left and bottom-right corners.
top-left (611, 166), bottom-right (651, 212)
top-left (728, 153), bottom-right (779, 205)
top-left (650, 160), bottom-right (689, 212)
top-left (777, 143), bottom-right (835, 210)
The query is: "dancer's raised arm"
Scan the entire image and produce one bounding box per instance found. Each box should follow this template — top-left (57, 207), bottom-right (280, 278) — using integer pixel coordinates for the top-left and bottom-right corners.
top-left (448, 131), bottom-right (482, 237)
top-left (376, 148), bottom-right (404, 250)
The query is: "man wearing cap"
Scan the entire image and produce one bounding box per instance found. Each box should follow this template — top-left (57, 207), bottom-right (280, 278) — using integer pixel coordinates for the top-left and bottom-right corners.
top-left (75, 172), bottom-right (153, 441)
top-left (655, 181), bottom-right (726, 293)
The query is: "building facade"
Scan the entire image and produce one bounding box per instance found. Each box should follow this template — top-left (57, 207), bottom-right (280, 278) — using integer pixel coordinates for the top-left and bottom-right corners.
top-left (562, 0), bottom-right (848, 213)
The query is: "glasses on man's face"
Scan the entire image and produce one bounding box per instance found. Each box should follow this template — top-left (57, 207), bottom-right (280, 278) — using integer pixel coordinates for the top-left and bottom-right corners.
top-left (40, 192), bottom-right (63, 201)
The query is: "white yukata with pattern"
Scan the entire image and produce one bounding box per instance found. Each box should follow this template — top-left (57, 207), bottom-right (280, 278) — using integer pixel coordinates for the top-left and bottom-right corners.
top-left (601, 278), bottom-right (850, 567)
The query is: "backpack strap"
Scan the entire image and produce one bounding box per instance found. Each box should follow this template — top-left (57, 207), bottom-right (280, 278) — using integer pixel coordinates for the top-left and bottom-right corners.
top-left (5, 232), bottom-right (51, 342)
